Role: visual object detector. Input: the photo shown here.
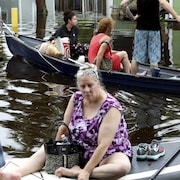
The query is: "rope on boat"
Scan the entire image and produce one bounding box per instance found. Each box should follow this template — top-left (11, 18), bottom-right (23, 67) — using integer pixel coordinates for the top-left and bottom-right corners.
top-left (68, 58), bottom-right (83, 66)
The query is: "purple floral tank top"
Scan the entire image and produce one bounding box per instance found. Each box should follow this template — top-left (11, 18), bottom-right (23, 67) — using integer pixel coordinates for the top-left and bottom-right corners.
top-left (69, 91), bottom-right (133, 162)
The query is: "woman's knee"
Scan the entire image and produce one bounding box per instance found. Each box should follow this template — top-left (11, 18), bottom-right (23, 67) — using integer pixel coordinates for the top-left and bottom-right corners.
top-left (110, 161), bottom-right (131, 179)
top-left (116, 154), bottom-right (131, 175)
top-left (119, 160), bottom-right (131, 175)
top-left (118, 51), bottom-right (128, 59)
top-left (105, 153), bottom-right (131, 176)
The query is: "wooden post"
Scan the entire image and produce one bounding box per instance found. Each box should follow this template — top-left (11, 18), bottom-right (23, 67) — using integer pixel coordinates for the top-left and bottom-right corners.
top-left (11, 8), bottom-right (18, 33)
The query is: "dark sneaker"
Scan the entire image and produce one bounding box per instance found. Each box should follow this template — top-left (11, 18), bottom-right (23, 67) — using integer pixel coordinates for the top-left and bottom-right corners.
top-left (147, 140), bottom-right (165, 160)
top-left (136, 143), bottom-right (148, 160)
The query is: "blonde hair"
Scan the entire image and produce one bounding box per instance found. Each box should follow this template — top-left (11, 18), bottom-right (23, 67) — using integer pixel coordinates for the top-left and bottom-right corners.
top-left (97, 17), bottom-right (114, 33)
top-left (76, 63), bottom-right (99, 80)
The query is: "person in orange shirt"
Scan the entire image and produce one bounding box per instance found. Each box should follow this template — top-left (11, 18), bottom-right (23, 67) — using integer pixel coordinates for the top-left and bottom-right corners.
top-left (88, 17), bottom-right (131, 74)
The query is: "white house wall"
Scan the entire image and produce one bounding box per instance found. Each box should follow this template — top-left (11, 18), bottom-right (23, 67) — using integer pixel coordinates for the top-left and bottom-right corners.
top-left (18, 0), bottom-right (34, 24)
top-left (0, 0), bottom-right (55, 26)
top-left (106, 0), bottom-right (113, 17)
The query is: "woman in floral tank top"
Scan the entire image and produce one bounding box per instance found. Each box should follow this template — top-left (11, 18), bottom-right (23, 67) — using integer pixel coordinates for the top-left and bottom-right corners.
top-left (69, 91), bottom-right (132, 165)
top-left (55, 63), bottom-right (133, 179)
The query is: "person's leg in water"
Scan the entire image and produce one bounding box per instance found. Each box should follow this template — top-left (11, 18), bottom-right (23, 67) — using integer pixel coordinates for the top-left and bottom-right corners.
top-left (0, 145), bottom-right (45, 180)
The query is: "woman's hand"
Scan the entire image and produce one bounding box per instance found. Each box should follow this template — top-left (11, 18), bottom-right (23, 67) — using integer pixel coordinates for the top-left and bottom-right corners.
top-left (133, 14), bottom-right (140, 21)
top-left (175, 15), bottom-right (180, 23)
top-left (78, 169), bottom-right (91, 180)
top-left (51, 39), bottom-right (56, 45)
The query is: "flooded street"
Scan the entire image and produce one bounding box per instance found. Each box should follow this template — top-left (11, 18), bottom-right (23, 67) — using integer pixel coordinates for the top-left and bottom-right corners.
top-left (0, 13), bottom-right (180, 160)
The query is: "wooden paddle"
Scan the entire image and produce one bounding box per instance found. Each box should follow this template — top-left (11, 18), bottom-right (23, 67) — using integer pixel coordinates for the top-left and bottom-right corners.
top-left (149, 146), bottom-right (180, 180)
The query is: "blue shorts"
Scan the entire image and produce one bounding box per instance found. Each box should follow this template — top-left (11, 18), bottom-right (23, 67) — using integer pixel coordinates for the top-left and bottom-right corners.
top-left (132, 30), bottom-right (161, 64)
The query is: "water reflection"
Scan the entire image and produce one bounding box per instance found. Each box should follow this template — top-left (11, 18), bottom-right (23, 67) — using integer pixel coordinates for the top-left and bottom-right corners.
top-left (44, 82), bottom-right (77, 97)
top-left (1, 57), bottom-right (76, 158)
top-left (113, 89), bottom-right (180, 145)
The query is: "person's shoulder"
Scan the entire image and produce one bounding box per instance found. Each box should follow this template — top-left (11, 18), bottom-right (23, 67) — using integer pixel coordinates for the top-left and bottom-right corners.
top-left (57, 24), bottom-right (66, 31)
top-left (74, 91), bottom-right (83, 98)
top-left (107, 93), bottom-right (116, 100)
top-left (73, 26), bottom-right (79, 32)
top-left (97, 33), bottom-right (108, 37)
top-left (100, 34), bottom-right (110, 43)
top-left (107, 93), bottom-right (121, 106)
top-left (75, 91), bottom-right (81, 95)
top-left (104, 35), bottom-right (111, 41)
top-left (74, 25), bottom-right (78, 30)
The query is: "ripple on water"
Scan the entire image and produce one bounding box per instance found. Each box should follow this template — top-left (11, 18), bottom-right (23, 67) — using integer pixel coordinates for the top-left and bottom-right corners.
top-left (0, 100), bottom-right (10, 107)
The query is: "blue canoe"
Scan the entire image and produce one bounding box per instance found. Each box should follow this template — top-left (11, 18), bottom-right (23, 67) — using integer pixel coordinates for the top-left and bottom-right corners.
top-left (3, 29), bottom-right (180, 94)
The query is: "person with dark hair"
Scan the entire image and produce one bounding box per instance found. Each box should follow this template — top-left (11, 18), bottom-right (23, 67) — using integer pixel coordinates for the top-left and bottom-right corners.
top-left (49, 9), bottom-right (78, 45)
top-left (49, 9), bottom-right (88, 59)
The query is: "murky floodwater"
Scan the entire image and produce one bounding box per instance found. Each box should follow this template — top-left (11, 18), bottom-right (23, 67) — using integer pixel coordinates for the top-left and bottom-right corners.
top-left (0, 16), bottom-right (180, 160)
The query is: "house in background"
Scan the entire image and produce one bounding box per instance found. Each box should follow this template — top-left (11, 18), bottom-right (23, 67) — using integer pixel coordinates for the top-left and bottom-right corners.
top-left (116, 0), bottom-right (180, 14)
top-left (1, 0), bottom-right (179, 26)
top-left (0, 0), bottom-right (114, 25)
top-left (55, 0), bottom-right (113, 17)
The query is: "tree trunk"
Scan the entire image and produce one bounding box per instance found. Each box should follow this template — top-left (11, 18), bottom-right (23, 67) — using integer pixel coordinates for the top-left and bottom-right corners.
top-left (36, 0), bottom-right (48, 39)
top-left (36, 0), bottom-right (48, 14)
